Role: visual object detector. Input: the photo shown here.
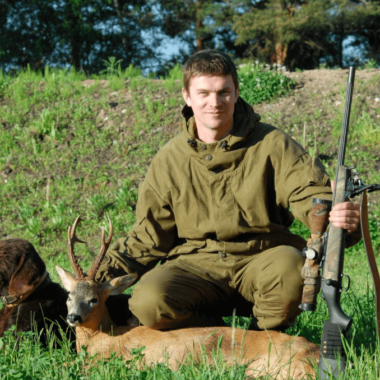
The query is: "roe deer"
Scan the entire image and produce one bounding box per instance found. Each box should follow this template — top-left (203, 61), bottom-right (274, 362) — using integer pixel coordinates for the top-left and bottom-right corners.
top-left (56, 216), bottom-right (319, 379)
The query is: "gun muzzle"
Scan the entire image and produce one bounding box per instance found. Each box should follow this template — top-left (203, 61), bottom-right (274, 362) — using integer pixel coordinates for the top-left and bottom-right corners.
top-left (299, 198), bottom-right (332, 312)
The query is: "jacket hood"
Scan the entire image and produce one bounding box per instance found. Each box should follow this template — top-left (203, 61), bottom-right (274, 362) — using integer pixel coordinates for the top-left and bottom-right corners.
top-left (181, 97), bottom-right (261, 151)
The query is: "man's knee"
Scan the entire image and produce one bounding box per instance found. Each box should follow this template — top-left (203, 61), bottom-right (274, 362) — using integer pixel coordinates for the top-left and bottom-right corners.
top-left (248, 246), bottom-right (305, 329)
top-left (129, 262), bottom-right (229, 330)
top-left (129, 266), bottom-right (175, 328)
top-left (253, 246), bottom-right (304, 293)
top-left (271, 246), bottom-right (304, 291)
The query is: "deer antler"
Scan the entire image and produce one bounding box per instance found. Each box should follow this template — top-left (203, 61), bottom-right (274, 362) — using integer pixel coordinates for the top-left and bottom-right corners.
top-left (86, 217), bottom-right (113, 281)
top-left (67, 215), bottom-right (86, 280)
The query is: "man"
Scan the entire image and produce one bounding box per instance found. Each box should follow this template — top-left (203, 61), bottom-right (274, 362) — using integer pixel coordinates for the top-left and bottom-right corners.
top-left (96, 50), bottom-right (360, 331)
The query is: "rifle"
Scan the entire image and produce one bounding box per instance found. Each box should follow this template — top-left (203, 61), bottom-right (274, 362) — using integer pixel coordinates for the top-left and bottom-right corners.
top-left (299, 67), bottom-right (380, 379)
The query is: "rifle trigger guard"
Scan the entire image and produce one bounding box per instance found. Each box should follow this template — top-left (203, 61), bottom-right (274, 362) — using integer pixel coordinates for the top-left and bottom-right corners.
top-left (341, 273), bottom-right (351, 292)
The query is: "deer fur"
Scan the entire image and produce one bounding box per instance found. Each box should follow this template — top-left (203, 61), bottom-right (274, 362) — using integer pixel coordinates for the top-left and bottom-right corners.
top-left (57, 266), bottom-right (319, 379)
top-left (0, 239), bottom-right (73, 346)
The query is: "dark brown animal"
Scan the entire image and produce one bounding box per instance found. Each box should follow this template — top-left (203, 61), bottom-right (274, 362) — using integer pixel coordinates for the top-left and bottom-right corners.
top-left (0, 239), bottom-right (72, 346)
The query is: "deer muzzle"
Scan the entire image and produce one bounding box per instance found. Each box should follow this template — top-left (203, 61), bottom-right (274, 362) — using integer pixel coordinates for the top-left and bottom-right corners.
top-left (67, 313), bottom-right (83, 326)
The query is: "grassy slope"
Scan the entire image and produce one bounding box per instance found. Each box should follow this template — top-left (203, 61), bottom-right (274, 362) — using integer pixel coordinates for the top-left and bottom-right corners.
top-left (0, 66), bottom-right (380, 379)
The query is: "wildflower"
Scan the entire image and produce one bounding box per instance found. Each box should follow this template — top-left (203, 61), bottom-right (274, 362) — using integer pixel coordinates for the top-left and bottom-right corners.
top-left (256, 78), bottom-right (260, 82)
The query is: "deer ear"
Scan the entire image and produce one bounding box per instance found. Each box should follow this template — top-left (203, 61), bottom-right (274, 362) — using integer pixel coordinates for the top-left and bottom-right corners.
top-left (55, 266), bottom-right (77, 292)
top-left (103, 273), bottom-right (138, 296)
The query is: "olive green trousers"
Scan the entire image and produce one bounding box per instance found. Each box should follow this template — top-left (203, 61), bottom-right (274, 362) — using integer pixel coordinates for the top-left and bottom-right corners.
top-left (129, 245), bottom-right (305, 331)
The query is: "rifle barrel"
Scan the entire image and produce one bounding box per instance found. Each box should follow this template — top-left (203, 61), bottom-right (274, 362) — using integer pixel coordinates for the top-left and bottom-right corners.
top-left (336, 67), bottom-right (355, 174)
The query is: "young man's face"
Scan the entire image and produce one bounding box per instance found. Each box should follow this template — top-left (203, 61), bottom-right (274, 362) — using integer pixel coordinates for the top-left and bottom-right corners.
top-left (182, 75), bottom-right (239, 138)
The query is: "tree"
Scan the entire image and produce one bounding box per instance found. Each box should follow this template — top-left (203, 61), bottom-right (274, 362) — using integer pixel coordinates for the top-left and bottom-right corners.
top-left (232, 0), bottom-right (380, 69)
top-left (343, 0), bottom-right (380, 65)
top-left (233, 0), bottom-right (334, 68)
top-left (158, 0), bottom-right (251, 62)
top-left (0, 0), bottom-right (159, 73)
top-left (0, 0), bottom-right (59, 71)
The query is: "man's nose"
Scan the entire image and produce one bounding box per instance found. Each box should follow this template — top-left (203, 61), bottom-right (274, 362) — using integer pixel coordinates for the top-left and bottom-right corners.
top-left (209, 93), bottom-right (221, 106)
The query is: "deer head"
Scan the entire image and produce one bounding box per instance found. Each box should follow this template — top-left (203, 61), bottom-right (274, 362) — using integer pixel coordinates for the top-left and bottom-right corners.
top-left (56, 216), bottom-right (137, 331)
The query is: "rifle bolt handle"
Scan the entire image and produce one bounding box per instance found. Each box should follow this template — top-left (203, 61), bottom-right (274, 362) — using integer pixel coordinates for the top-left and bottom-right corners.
top-left (305, 248), bottom-right (318, 260)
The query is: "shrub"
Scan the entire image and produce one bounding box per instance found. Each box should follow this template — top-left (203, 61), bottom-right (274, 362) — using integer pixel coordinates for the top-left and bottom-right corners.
top-left (238, 62), bottom-right (296, 104)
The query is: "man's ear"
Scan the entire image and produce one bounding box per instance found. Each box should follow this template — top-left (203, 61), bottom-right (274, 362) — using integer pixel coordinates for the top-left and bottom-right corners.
top-left (182, 87), bottom-right (191, 107)
top-left (55, 266), bottom-right (77, 292)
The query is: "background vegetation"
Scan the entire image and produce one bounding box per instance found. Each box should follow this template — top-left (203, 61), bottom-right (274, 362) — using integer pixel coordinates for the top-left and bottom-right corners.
top-left (1, 0), bottom-right (380, 74)
top-left (0, 62), bottom-right (380, 378)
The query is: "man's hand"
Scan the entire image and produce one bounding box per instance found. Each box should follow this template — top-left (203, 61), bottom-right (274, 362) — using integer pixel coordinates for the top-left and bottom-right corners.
top-left (329, 180), bottom-right (360, 233)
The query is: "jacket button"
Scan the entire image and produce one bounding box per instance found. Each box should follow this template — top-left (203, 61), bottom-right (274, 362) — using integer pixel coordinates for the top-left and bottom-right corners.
top-left (219, 252), bottom-right (227, 258)
top-left (201, 144), bottom-right (207, 150)
top-left (205, 154), bottom-right (213, 161)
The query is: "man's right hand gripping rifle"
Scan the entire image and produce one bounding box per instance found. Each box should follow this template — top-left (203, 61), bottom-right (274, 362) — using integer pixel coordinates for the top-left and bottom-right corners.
top-left (299, 67), bottom-right (380, 379)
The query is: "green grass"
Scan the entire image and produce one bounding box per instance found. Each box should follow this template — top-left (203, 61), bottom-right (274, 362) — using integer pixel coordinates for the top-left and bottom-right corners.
top-left (1, 65), bottom-right (380, 379)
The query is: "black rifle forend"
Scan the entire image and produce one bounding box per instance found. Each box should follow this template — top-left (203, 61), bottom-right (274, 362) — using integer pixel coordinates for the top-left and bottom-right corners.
top-left (318, 67), bottom-right (355, 379)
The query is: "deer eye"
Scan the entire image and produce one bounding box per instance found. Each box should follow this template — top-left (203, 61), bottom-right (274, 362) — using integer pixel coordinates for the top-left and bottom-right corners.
top-left (90, 298), bottom-right (98, 304)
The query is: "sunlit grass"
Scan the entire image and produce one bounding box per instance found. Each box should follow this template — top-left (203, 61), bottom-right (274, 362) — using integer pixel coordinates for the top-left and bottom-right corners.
top-left (1, 65), bottom-right (380, 379)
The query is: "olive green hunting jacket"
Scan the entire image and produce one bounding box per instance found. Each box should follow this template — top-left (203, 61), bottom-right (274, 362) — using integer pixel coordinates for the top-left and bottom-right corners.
top-left (96, 97), bottom-right (359, 282)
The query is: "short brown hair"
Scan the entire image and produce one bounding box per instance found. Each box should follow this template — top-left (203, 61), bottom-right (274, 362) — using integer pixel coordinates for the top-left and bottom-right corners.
top-left (182, 49), bottom-right (239, 93)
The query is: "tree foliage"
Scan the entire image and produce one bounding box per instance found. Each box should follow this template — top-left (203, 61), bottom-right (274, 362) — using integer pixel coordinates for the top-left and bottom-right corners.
top-left (158, 0), bottom-right (244, 59)
top-left (0, 0), bottom-right (158, 73)
top-left (340, 0), bottom-right (380, 65)
top-left (232, 0), bottom-right (380, 69)
top-left (0, 0), bottom-right (379, 73)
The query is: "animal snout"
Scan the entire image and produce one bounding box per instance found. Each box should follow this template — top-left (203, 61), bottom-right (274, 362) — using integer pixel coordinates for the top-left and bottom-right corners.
top-left (67, 314), bottom-right (82, 324)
